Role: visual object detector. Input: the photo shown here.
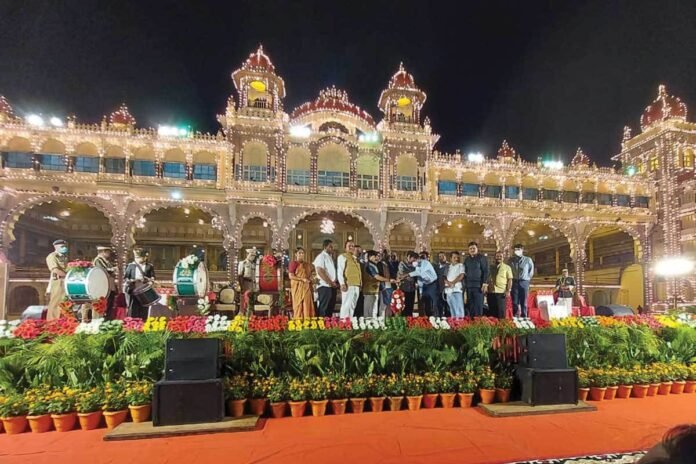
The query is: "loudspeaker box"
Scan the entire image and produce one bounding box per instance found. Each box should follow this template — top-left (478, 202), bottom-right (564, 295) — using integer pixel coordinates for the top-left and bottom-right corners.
top-left (516, 367), bottom-right (578, 406)
top-left (164, 338), bottom-right (221, 381)
top-left (595, 304), bottom-right (634, 317)
top-left (153, 379), bottom-right (224, 426)
top-left (517, 333), bottom-right (568, 369)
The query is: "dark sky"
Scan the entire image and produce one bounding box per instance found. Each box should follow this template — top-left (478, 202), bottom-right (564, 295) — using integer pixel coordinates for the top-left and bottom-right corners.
top-left (2, 0), bottom-right (696, 165)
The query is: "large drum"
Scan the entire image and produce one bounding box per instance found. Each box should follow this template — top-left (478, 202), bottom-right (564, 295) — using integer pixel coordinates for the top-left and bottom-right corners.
top-left (173, 261), bottom-right (209, 297)
top-left (132, 282), bottom-right (160, 307)
top-left (65, 266), bottom-right (109, 302)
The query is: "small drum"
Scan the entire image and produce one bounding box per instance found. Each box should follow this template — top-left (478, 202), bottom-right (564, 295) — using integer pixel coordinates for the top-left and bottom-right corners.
top-left (173, 261), bottom-right (209, 297)
top-left (132, 282), bottom-right (160, 307)
top-left (65, 266), bottom-right (109, 302)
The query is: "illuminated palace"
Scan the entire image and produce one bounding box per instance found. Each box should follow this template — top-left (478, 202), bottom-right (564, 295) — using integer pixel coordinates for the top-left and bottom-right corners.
top-left (0, 46), bottom-right (692, 318)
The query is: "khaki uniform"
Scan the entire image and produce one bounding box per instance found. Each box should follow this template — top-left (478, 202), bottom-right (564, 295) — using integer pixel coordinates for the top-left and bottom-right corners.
top-left (237, 259), bottom-right (258, 292)
top-left (46, 251), bottom-right (68, 320)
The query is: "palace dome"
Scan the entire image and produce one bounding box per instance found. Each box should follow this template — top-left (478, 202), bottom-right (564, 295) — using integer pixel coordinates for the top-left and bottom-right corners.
top-left (240, 45), bottom-right (275, 73)
top-left (497, 140), bottom-right (516, 160)
top-left (640, 84), bottom-right (687, 131)
top-left (571, 147), bottom-right (591, 167)
top-left (109, 103), bottom-right (136, 127)
top-left (291, 86), bottom-right (375, 126)
top-left (389, 62), bottom-right (416, 89)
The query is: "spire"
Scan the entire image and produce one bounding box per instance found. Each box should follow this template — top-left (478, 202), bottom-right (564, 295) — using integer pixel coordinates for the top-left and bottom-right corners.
top-left (571, 147), bottom-right (591, 167)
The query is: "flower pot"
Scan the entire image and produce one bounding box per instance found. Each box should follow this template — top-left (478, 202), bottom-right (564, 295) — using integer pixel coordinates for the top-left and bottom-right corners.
top-left (684, 380), bottom-right (696, 394)
top-left (288, 400), bottom-right (307, 418)
top-left (589, 387), bottom-right (606, 401)
top-left (369, 397), bottom-right (385, 412)
top-left (671, 381), bottom-right (686, 394)
top-left (0, 419), bottom-right (4, 433)
top-left (495, 388), bottom-right (511, 403)
top-left (330, 399), bottom-right (347, 415)
top-left (27, 414), bottom-right (52, 433)
top-left (422, 393), bottom-right (438, 409)
top-left (440, 393), bottom-right (456, 408)
top-left (349, 398), bottom-right (366, 414)
top-left (658, 382), bottom-right (673, 395)
top-left (406, 395), bottom-right (422, 411)
top-left (632, 385), bottom-right (649, 398)
top-left (578, 388), bottom-right (590, 401)
top-left (129, 404), bottom-right (151, 423)
top-left (249, 398), bottom-right (268, 416)
top-left (388, 396), bottom-right (403, 411)
top-left (227, 399), bottom-right (246, 417)
top-left (616, 385), bottom-right (633, 399)
top-left (457, 392), bottom-right (474, 408)
top-left (1, 416), bottom-right (27, 434)
top-left (78, 411), bottom-right (103, 430)
top-left (51, 412), bottom-right (77, 432)
top-left (647, 384), bottom-right (660, 396)
top-left (310, 400), bottom-right (328, 417)
top-left (103, 410), bottom-right (128, 430)
top-left (479, 388), bottom-right (496, 405)
top-left (270, 402), bottom-right (286, 418)
top-left (604, 386), bottom-right (618, 400)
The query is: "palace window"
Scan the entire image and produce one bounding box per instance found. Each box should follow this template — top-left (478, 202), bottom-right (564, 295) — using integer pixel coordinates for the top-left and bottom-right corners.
top-left (438, 181), bottom-right (457, 196)
top-left (3, 152), bottom-right (33, 169)
top-left (357, 174), bottom-right (378, 190)
top-left (132, 160), bottom-right (156, 177)
top-left (505, 185), bottom-right (520, 199)
top-left (484, 185), bottom-right (502, 198)
top-left (242, 165), bottom-right (267, 182)
top-left (39, 154), bottom-right (65, 172)
top-left (522, 188), bottom-right (539, 201)
top-left (684, 150), bottom-right (694, 168)
top-left (563, 191), bottom-right (579, 203)
top-left (74, 156), bottom-right (99, 173)
top-left (396, 175), bottom-right (417, 191)
top-left (104, 157), bottom-right (126, 174)
top-left (287, 169), bottom-right (310, 186)
top-left (193, 164), bottom-right (216, 181)
top-left (649, 157), bottom-right (660, 171)
top-left (616, 194), bottom-right (631, 207)
top-left (543, 189), bottom-right (560, 201)
top-left (318, 170), bottom-right (349, 187)
top-left (163, 162), bottom-right (186, 179)
top-left (597, 193), bottom-right (613, 205)
top-left (582, 192), bottom-right (596, 204)
top-left (635, 196), bottom-right (649, 208)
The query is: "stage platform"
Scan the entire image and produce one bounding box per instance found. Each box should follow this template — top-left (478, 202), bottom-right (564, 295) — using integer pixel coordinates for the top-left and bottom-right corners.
top-left (103, 415), bottom-right (260, 441)
top-left (479, 400), bottom-right (596, 417)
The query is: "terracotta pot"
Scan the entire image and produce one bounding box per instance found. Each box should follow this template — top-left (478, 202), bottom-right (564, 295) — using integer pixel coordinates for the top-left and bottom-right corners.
top-left (270, 402), bottom-right (286, 418)
top-left (578, 388), bottom-right (590, 401)
top-left (369, 397), bottom-right (385, 412)
top-left (647, 384), bottom-right (660, 396)
top-left (103, 410), bottom-right (128, 430)
top-left (458, 392), bottom-right (474, 408)
top-left (671, 381), bottom-right (686, 394)
top-left (27, 414), bottom-right (52, 433)
top-left (129, 404), bottom-right (151, 423)
top-left (616, 385), bottom-right (633, 399)
top-left (0, 419), bottom-right (4, 433)
top-left (479, 388), bottom-right (496, 405)
top-left (51, 412), bottom-right (77, 432)
top-left (604, 386), bottom-right (618, 400)
top-left (632, 385), bottom-right (649, 398)
top-left (388, 396), bottom-right (403, 411)
top-left (310, 400), bottom-right (328, 417)
top-left (658, 382), bottom-right (673, 395)
top-left (227, 399), bottom-right (246, 417)
top-left (589, 387), bottom-right (606, 401)
top-left (1, 416), bottom-right (27, 434)
top-left (406, 395), bottom-right (422, 411)
top-left (684, 380), bottom-right (696, 394)
top-left (440, 393), bottom-right (456, 408)
top-left (495, 388), bottom-right (511, 403)
top-left (249, 398), bottom-right (268, 416)
top-left (288, 400), bottom-right (307, 418)
top-left (330, 399), bottom-right (347, 415)
top-left (349, 398), bottom-right (366, 414)
top-left (78, 411), bottom-right (103, 430)
top-left (422, 393), bottom-right (438, 409)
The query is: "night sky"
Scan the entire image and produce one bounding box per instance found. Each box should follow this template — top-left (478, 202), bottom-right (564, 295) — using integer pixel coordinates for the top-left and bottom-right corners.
top-left (2, 0), bottom-right (696, 165)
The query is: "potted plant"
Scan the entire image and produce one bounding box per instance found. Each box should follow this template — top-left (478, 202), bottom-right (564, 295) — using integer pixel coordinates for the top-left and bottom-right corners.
top-left (384, 374), bottom-right (404, 411)
top-left (616, 369), bottom-right (634, 399)
top-left (25, 388), bottom-right (52, 433)
top-left (0, 393), bottom-right (28, 434)
top-left (456, 372), bottom-right (477, 408)
top-left (328, 374), bottom-right (348, 415)
top-left (646, 368), bottom-right (660, 396)
top-left (287, 377), bottom-right (308, 418)
top-left (588, 369), bottom-right (608, 401)
top-left (249, 375), bottom-right (272, 416)
top-left (477, 367), bottom-right (496, 405)
top-left (577, 369), bottom-right (590, 401)
top-left (126, 381), bottom-right (153, 423)
top-left (603, 369), bottom-right (619, 400)
top-left (268, 377), bottom-right (288, 418)
top-left (403, 374), bottom-right (424, 411)
top-left (224, 375), bottom-right (249, 417)
top-left (76, 388), bottom-right (103, 430)
top-left (685, 364), bottom-right (696, 394)
top-left (368, 374), bottom-right (387, 412)
top-left (347, 375), bottom-right (368, 414)
top-left (48, 387), bottom-right (77, 432)
top-left (421, 372), bottom-right (440, 409)
top-left (494, 373), bottom-right (513, 403)
top-left (102, 381), bottom-right (129, 429)
top-left (656, 363), bottom-right (673, 395)
top-left (439, 372), bottom-right (457, 408)
top-left (631, 368), bottom-right (650, 398)
top-left (307, 376), bottom-right (331, 417)
top-left (670, 363), bottom-right (688, 394)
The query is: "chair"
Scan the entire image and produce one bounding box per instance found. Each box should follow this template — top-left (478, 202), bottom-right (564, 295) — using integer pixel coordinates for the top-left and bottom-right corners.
top-left (215, 287), bottom-right (238, 313)
top-left (572, 294), bottom-right (596, 316)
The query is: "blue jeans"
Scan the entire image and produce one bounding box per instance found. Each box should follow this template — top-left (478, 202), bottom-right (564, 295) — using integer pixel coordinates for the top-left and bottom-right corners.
top-left (446, 292), bottom-right (465, 318)
top-left (512, 279), bottom-right (530, 317)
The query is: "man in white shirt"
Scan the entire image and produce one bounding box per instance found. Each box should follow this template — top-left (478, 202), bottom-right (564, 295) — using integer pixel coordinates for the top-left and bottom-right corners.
top-left (444, 251), bottom-right (465, 317)
top-left (312, 239), bottom-right (338, 317)
top-left (408, 251), bottom-right (440, 316)
top-left (337, 240), bottom-right (362, 318)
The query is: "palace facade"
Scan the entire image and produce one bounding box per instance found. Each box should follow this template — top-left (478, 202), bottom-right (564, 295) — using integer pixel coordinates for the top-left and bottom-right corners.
top-left (1, 46), bottom-right (692, 318)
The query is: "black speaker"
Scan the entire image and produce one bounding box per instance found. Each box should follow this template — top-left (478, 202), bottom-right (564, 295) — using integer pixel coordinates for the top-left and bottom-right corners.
top-left (153, 379), bottom-right (224, 426)
top-left (517, 334), bottom-right (568, 369)
top-left (516, 367), bottom-right (578, 406)
top-left (595, 304), bottom-right (634, 317)
top-left (164, 338), bottom-right (221, 381)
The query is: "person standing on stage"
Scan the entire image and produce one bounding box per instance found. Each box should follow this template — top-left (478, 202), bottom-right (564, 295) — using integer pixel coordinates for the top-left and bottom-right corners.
top-left (92, 245), bottom-right (118, 320)
top-left (45, 239), bottom-right (69, 320)
top-left (397, 253), bottom-right (417, 316)
top-left (337, 240), bottom-right (362, 318)
top-left (377, 251), bottom-right (394, 316)
top-left (123, 249), bottom-right (156, 320)
top-left (237, 248), bottom-right (259, 294)
top-left (409, 251), bottom-right (439, 317)
top-left (444, 251), bottom-right (465, 318)
top-left (488, 251), bottom-right (513, 319)
top-left (436, 252), bottom-right (450, 316)
top-left (354, 244), bottom-right (365, 317)
top-left (362, 250), bottom-right (397, 317)
top-left (463, 242), bottom-right (489, 317)
top-left (313, 239), bottom-right (338, 317)
top-left (288, 247), bottom-right (315, 319)
top-left (555, 268), bottom-right (576, 315)
top-left (509, 244), bottom-right (534, 318)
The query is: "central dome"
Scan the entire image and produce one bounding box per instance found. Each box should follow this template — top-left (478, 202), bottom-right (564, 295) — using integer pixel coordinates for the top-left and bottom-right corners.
top-left (291, 86), bottom-right (375, 127)
top-left (640, 84), bottom-right (687, 131)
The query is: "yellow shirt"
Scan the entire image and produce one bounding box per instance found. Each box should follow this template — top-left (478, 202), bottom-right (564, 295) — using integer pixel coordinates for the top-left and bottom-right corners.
top-left (491, 262), bottom-right (513, 293)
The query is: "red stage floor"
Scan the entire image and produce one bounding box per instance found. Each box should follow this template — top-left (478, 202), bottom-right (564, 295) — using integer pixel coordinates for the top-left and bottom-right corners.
top-left (1, 394), bottom-right (694, 464)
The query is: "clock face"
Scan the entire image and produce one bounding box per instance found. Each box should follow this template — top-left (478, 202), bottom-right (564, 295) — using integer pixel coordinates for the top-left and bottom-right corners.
top-left (250, 80), bottom-right (266, 92)
top-left (397, 96), bottom-right (411, 107)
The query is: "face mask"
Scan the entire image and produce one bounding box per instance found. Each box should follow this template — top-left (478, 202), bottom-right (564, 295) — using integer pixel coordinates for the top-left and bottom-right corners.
top-left (58, 246), bottom-right (68, 254)
top-left (514, 249), bottom-right (523, 257)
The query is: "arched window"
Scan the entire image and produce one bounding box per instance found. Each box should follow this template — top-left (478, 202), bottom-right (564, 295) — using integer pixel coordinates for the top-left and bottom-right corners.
top-left (242, 142), bottom-right (270, 182)
top-left (287, 147), bottom-right (311, 186)
top-left (356, 155), bottom-right (379, 190)
top-left (395, 156), bottom-right (418, 191)
top-left (317, 143), bottom-right (350, 188)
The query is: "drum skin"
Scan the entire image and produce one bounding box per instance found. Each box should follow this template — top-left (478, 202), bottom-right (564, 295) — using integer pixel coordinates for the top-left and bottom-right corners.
top-left (65, 267), bottom-right (109, 302)
top-left (174, 261), bottom-right (209, 297)
top-left (132, 283), bottom-right (160, 306)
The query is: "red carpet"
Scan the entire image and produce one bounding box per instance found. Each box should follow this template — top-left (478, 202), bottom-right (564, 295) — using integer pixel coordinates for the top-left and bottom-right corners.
top-left (1, 395), bottom-right (694, 464)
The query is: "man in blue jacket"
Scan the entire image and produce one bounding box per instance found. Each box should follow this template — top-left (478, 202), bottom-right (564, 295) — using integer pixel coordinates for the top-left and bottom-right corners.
top-left (463, 242), bottom-right (489, 317)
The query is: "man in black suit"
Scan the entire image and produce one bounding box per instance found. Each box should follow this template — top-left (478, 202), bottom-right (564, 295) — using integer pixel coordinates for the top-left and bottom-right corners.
top-left (123, 248), bottom-right (156, 319)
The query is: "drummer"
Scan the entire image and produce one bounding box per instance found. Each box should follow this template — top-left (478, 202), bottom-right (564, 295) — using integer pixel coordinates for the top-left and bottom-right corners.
top-left (123, 248), bottom-right (156, 319)
top-left (237, 248), bottom-right (258, 315)
top-left (45, 239), bottom-right (69, 320)
top-left (93, 245), bottom-right (118, 320)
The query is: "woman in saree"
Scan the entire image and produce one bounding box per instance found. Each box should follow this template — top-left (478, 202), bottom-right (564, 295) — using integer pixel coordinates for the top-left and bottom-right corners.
top-left (288, 247), bottom-right (315, 318)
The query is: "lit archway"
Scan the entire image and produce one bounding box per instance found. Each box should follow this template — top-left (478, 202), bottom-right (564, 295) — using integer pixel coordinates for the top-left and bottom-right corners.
top-left (386, 219), bottom-right (422, 257)
top-left (429, 218), bottom-right (496, 257)
top-left (290, 211), bottom-right (375, 262)
top-left (511, 221), bottom-right (573, 285)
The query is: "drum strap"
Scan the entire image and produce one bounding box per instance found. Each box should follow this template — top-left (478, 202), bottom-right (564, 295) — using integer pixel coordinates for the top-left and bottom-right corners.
top-left (134, 262), bottom-right (150, 282)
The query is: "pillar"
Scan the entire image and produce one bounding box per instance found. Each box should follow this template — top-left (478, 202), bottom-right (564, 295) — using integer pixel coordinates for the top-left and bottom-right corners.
top-left (0, 261), bottom-right (8, 319)
top-left (19, 231), bottom-right (26, 265)
top-left (588, 238), bottom-right (594, 269)
top-left (555, 248), bottom-right (560, 275)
